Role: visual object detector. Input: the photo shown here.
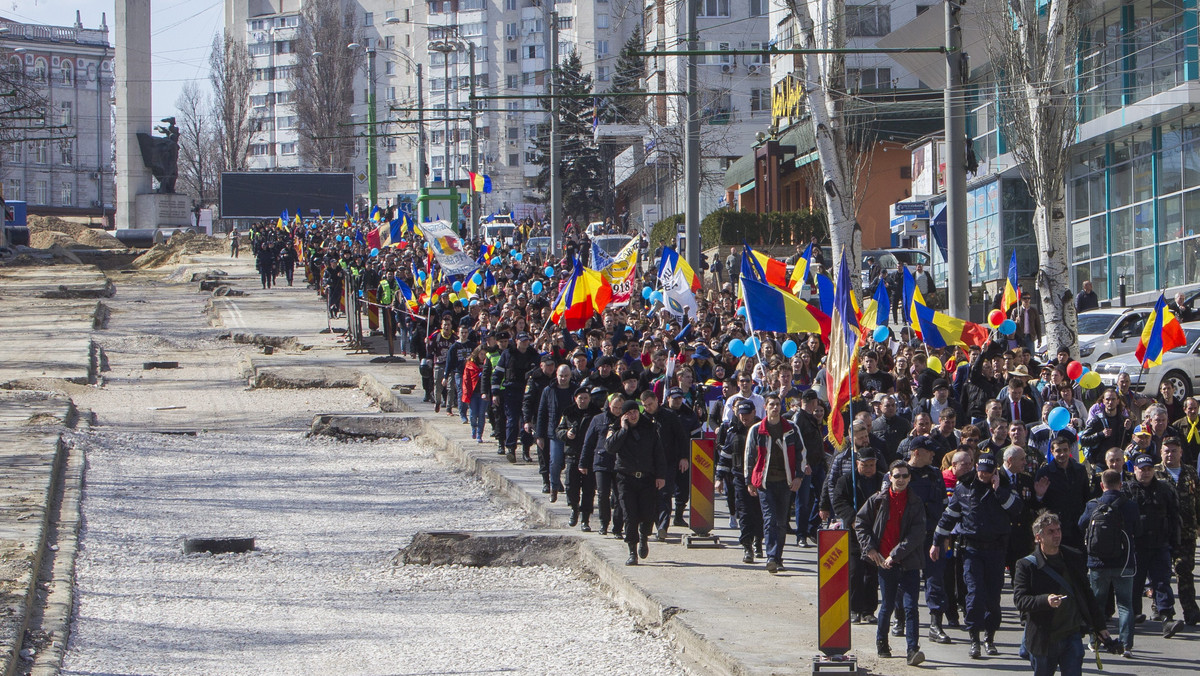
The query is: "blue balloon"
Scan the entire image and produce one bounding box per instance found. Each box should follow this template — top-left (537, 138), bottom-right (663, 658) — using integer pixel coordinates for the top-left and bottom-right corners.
top-left (999, 319), bottom-right (1017, 336)
top-left (737, 306), bottom-right (748, 317)
top-left (873, 325), bottom-right (890, 343)
top-left (369, 248), bottom-right (380, 257)
top-left (492, 257), bottom-right (502, 266)
top-left (452, 281), bottom-right (463, 293)
top-left (729, 339), bottom-right (745, 358)
top-left (545, 266), bottom-right (555, 277)
top-left (781, 339), bottom-right (798, 358)
top-left (1080, 366), bottom-right (1090, 376)
top-left (744, 337), bottom-right (759, 356)
top-left (532, 281), bottom-right (544, 295)
top-left (418, 270), bottom-right (426, 281)
top-left (514, 252), bottom-right (523, 262)
top-left (335, 235), bottom-right (343, 242)
top-left (461, 297), bottom-right (471, 306)
top-left (650, 291), bottom-right (663, 304)
top-left (1047, 406), bottom-right (1071, 432)
top-left (642, 286), bottom-right (653, 300)
top-left (471, 273), bottom-right (483, 285)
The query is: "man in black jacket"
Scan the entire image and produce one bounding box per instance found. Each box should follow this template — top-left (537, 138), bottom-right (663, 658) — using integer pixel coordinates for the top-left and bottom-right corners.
top-left (1124, 453), bottom-right (1185, 638)
top-left (1014, 511), bottom-right (1116, 674)
top-left (556, 387), bottom-right (597, 530)
top-left (717, 400), bottom-right (763, 563)
top-left (1079, 469), bottom-right (1140, 656)
top-left (579, 393), bottom-right (626, 537)
top-left (1034, 432), bottom-right (1092, 550)
top-left (833, 448), bottom-right (885, 623)
top-left (607, 400), bottom-right (669, 565)
top-left (493, 332), bottom-right (540, 464)
top-left (855, 459), bottom-right (927, 666)
top-left (640, 390), bottom-right (688, 541)
top-left (524, 354), bottom-right (557, 471)
top-left (538, 364), bottom-right (575, 502)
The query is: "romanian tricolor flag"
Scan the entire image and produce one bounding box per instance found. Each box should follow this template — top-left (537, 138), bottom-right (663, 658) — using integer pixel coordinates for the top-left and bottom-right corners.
top-left (370, 206), bottom-right (383, 223)
top-left (743, 245), bottom-right (789, 289)
top-left (1002, 250), bottom-right (1020, 314)
top-left (826, 252), bottom-right (861, 449)
top-left (478, 242), bottom-right (496, 264)
top-left (551, 258), bottom-right (614, 330)
top-left (467, 171), bottom-right (493, 193)
top-left (903, 266), bottom-right (989, 348)
top-left (788, 242), bottom-right (813, 295)
top-left (657, 247), bottom-right (703, 292)
top-left (396, 279), bottom-right (419, 312)
top-left (814, 271), bottom-right (835, 316)
top-left (1136, 293), bottom-right (1187, 368)
top-left (740, 275), bottom-right (831, 342)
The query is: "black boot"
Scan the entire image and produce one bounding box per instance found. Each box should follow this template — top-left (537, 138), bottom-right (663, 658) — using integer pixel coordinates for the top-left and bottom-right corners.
top-left (877, 639), bottom-right (892, 658)
top-left (928, 613), bottom-right (952, 644)
top-left (968, 632), bottom-right (982, 659)
top-left (673, 503), bottom-right (687, 527)
top-left (568, 509), bottom-right (579, 527)
top-left (638, 533), bottom-right (649, 559)
top-left (625, 543), bottom-right (638, 566)
top-left (580, 518), bottom-right (591, 533)
top-left (984, 631), bottom-right (999, 655)
top-left (742, 546), bottom-right (754, 564)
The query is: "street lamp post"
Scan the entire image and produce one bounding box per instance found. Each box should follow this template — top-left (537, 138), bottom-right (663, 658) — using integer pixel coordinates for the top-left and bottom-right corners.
top-left (429, 40), bottom-right (458, 187)
top-left (347, 42), bottom-right (379, 209)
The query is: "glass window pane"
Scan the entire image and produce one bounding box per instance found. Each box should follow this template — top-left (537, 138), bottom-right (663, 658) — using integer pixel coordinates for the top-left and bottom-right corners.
top-left (1186, 189), bottom-right (1200, 237)
top-left (1091, 215), bottom-right (1107, 257)
top-left (1073, 220), bottom-right (1091, 260)
top-left (1135, 248), bottom-right (1155, 294)
top-left (1073, 177), bottom-right (1089, 216)
top-left (1133, 156), bottom-right (1153, 202)
top-left (1111, 207), bottom-right (1134, 252)
top-left (1161, 147), bottom-right (1183, 194)
top-left (1111, 252), bottom-right (1134, 292)
top-left (1185, 141), bottom-right (1200, 188)
top-left (1188, 238), bottom-right (1200, 287)
top-left (1133, 202), bottom-right (1155, 248)
top-left (1110, 162), bottom-right (1132, 207)
top-left (1089, 175), bottom-right (1104, 215)
top-left (1161, 241), bottom-right (1184, 288)
top-left (1161, 195), bottom-right (1183, 240)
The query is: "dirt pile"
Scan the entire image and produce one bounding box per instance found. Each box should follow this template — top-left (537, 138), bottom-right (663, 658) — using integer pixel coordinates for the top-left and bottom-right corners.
top-left (27, 216), bottom-right (124, 250)
top-left (132, 232), bottom-right (227, 269)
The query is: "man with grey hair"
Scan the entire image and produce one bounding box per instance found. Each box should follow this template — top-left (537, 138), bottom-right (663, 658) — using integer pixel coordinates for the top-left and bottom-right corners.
top-left (1002, 446), bottom-right (1038, 582)
top-left (1015, 510), bottom-right (1118, 672)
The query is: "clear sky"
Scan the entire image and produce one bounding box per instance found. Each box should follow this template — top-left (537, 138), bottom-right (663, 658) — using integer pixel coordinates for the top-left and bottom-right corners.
top-left (4, 0), bottom-right (222, 120)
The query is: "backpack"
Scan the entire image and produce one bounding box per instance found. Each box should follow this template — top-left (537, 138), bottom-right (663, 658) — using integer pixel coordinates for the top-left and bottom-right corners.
top-left (1085, 497), bottom-right (1128, 561)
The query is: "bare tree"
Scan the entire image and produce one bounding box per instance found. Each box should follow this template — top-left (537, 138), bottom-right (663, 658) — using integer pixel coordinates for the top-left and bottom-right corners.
top-left (209, 32), bottom-right (254, 173)
top-left (175, 81), bottom-right (217, 204)
top-left (0, 57), bottom-right (61, 162)
top-left (983, 0), bottom-right (1081, 356)
top-left (781, 0), bottom-right (875, 277)
top-left (290, 0), bottom-right (362, 171)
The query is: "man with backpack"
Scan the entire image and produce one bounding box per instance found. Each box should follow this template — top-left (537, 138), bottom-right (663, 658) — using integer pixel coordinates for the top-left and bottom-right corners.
top-left (1079, 469), bottom-right (1140, 657)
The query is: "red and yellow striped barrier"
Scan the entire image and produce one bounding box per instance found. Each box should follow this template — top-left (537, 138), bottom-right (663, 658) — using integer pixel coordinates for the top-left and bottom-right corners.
top-left (688, 439), bottom-right (715, 535)
top-left (818, 529), bottom-right (851, 656)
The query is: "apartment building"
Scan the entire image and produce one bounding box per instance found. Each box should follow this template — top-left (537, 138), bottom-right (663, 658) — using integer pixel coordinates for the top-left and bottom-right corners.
top-left (0, 13), bottom-right (113, 217)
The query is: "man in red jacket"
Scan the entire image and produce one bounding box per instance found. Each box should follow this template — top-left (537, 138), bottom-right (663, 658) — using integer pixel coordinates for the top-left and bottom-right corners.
top-left (745, 393), bottom-right (809, 573)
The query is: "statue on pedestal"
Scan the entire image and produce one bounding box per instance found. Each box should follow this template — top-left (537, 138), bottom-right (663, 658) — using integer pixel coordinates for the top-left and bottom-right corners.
top-left (135, 117), bottom-right (180, 194)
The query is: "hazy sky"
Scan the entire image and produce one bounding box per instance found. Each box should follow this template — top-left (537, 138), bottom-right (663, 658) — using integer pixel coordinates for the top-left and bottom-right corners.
top-left (5, 0), bottom-right (222, 120)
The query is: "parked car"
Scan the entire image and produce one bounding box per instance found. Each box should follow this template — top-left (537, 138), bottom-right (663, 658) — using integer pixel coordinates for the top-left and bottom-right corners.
top-left (1094, 324), bottom-right (1200, 398)
top-left (524, 237), bottom-right (551, 256)
top-left (1072, 307), bottom-right (1153, 362)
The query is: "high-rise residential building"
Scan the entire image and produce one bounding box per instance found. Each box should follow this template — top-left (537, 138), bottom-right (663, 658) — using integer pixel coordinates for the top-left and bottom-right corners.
top-left (227, 0), bottom-right (640, 221)
top-left (0, 13), bottom-right (113, 217)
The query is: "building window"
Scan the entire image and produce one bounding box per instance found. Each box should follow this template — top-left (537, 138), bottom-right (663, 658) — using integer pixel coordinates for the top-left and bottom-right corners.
top-left (748, 42), bottom-right (766, 65)
top-left (509, 153), bottom-right (520, 166)
top-left (60, 182), bottom-right (72, 206)
top-left (846, 5), bottom-right (891, 37)
top-left (387, 163), bottom-right (397, 177)
top-left (749, 0), bottom-right (765, 16)
top-left (461, 0), bottom-right (485, 9)
top-left (595, 40), bottom-right (610, 56)
top-left (6, 144), bottom-right (19, 163)
top-left (250, 143), bottom-right (274, 156)
top-left (597, 65), bottom-right (610, 81)
top-left (59, 139), bottom-right (73, 165)
top-left (749, 88), bottom-right (768, 112)
top-left (364, 11), bottom-right (374, 26)
top-left (385, 60), bottom-right (395, 75)
top-left (5, 179), bottom-right (19, 201)
top-left (31, 140), bottom-right (47, 164)
top-left (33, 180), bottom-right (47, 204)
top-left (59, 101), bottom-right (72, 126)
top-left (847, 67), bottom-right (892, 91)
top-left (506, 74), bottom-right (519, 89)
top-left (275, 41), bottom-right (295, 54)
top-left (280, 143), bottom-right (296, 155)
top-left (505, 22), bottom-right (518, 38)
top-left (702, 42), bottom-right (731, 65)
top-left (507, 48), bottom-right (518, 63)
top-left (698, 0), bottom-right (730, 17)
top-left (59, 60), bottom-right (73, 85)
top-left (505, 0), bottom-right (517, 9)
top-left (249, 43), bottom-right (271, 56)
top-left (276, 90), bottom-right (297, 104)
top-left (523, 18), bottom-right (545, 33)
top-left (526, 45), bottom-right (543, 59)
top-left (597, 14), bottom-right (610, 28)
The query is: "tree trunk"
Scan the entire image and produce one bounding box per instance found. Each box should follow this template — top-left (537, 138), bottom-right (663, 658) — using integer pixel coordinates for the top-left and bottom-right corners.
top-left (1033, 198), bottom-right (1076, 358)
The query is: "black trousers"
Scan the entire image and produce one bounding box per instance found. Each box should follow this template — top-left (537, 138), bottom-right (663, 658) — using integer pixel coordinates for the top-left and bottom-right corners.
top-left (732, 474), bottom-right (763, 549)
top-left (566, 456), bottom-right (595, 518)
top-left (849, 554), bottom-right (880, 615)
top-left (617, 473), bottom-right (657, 545)
top-left (595, 470), bottom-right (624, 532)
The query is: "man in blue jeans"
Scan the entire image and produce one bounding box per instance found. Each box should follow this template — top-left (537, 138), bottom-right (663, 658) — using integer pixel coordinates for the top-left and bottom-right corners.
top-left (745, 394), bottom-right (808, 574)
top-left (1078, 469), bottom-right (1139, 658)
top-left (854, 459), bottom-right (927, 666)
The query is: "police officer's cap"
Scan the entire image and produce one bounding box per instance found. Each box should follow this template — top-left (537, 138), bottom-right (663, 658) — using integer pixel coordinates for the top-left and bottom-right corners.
top-left (976, 454), bottom-right (998, 472)
top-left (516, 332), bottom-right (531, 341)
top-left (1054, 429), bottom-right (1078, 444)
top-left (932, 378), bottom-right (950, 390)
top-left (1133, 453), bottom-right (1155, 468)
top-left (494, 331), bottom-right (511, 341)
top-left (856, 448), bottom-right (877, 461)
top-left (668, 387), bottom-right (686, 399)
top-left (574, 386), bottom-right (591, 397)
top-left (736, 400), bottom-right (756, 415)
top-left (621, 400), bottom-right (641, 414)
top-left (590, 386), bottom-right (608, 396)
top-left (622, 371), bottom-right (640, 382)
top-left (909, 435), bottom-right (934, 452)
top-left (540, 353), bottom-right (556, 364)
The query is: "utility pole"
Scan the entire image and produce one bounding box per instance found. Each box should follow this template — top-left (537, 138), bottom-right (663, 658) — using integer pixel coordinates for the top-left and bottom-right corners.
top-left (469, 43), bottom-right (479, 240)
top-left (547, 10), bottom-right (562, 255)
top-left (416, 63), bottom-right (426, 191)
top-left (443, 48), bottom-right (452, 187)
top-left (367, 47), bottom-right (378, 209)
top-left (683, 0), bottom-right (700, 271)
top-left (945, 0), bottom-right (968, 318)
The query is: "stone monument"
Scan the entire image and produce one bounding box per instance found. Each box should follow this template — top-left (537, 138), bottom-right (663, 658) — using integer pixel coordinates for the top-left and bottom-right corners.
top-left (115, 0), bottom-right (192, 232)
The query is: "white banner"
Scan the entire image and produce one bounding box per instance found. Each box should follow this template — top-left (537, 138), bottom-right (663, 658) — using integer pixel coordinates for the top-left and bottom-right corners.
top-left (601, 238), bottom-right (639, 307)
top-left (420, 220), bottom-right (477, 277)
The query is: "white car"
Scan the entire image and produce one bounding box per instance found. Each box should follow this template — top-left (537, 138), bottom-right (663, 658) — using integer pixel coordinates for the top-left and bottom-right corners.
top-left (1094, 325), bottom-right (1200, 398)
top-left (1073, 307), bottom-right (1152, 362)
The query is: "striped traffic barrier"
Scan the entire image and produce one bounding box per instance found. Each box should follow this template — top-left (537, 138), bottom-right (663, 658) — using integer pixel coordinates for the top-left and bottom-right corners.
top-left (685, 438), bottom-right (720, 547)
top-left (818, 529), bottom-right (852, 657)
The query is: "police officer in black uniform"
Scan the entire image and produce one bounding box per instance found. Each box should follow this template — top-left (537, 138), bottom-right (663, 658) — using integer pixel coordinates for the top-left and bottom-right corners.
top-left (932, 453), bottom-right (1024, 659)
top-left (717, 399), bottom-right (764, 563)
top-left (493, 332), bottom-right (539, 463)
top-left (1124, 452), bottom-right (1185, 638)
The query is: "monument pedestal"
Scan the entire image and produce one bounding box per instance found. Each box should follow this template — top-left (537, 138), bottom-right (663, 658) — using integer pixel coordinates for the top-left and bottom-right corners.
top-left (134, 193), bottom-right (193, 229)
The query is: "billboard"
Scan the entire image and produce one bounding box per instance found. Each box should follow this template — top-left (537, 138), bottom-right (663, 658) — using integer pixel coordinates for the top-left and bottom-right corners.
top-left (220, 172), bottom-right (354, 219)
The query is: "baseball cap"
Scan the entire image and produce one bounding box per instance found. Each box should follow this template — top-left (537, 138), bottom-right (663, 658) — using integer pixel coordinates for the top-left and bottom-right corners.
top-left (1133, 453), bottom-right (1155, 468)
top-left (976, 454), bottom-right (998, 472)
top-left (1132, 425), bottom-right (1151, 438)
top-left (909, 435), bottom-right (934, 452)
top-left (736, 400), bottom-right (756, 414)
top-left (668, 387), bottom-right (686, 399)
top-left (515, 332), bottom-right (531, 341)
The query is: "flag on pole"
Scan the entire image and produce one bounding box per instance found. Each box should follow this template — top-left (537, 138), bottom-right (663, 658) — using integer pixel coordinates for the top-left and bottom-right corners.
top-left (467, 171), bottom-right (493, 193)
top-left (826, 252), bottom-right (861, 450)
top-left (1135, 293), bottom-right (1186, 367)
top-left (740, 275), bottom-right (831, 339)
top-left (1002, 250), bottom-right (1020, 314)
top-left (550, 258), bottom-right (614, 329)
top-left (742, 245), bottom-right (789, 288)
top-left (788, 242), bottom-right (813, 295)
top-left (862, 281), bottom-right (889, 333)
top-left (657, 247), bottom-right (703, 292)
top-left (661, 267), bottom-right (699, 318)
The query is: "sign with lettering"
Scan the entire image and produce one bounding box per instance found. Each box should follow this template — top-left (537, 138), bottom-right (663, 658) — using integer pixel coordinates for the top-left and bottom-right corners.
top-left (771, 75), bottom-right (805, 124)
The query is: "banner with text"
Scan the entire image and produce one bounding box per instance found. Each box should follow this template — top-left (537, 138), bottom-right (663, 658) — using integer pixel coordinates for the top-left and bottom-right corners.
top-left (420, 220), bottom-right (477, 277)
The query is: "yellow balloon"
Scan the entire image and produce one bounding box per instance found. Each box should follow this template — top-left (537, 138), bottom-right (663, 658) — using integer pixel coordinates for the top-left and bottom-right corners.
top-left (926, 356), bottom-right (943, 374)
top-left (1080, 371), bottom-right (1102, 390)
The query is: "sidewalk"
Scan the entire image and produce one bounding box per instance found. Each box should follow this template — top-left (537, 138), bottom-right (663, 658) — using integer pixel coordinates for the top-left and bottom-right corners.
top-left (195, 252), bottom-right (1191, 676)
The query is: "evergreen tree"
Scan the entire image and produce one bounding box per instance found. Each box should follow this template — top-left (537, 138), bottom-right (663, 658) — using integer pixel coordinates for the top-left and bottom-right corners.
top-left (530, 51), bottom-right (606, 223)
top-left (604, 26), bottom-right (645, 124)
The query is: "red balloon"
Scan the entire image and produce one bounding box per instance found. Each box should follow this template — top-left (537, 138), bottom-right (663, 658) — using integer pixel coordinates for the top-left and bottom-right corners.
top-left (988, 309), bottom-right (1006, 327)
top-left (397, 240), bottom-right (408, 250)
top-left (1066, 360), bottom-right (1083, 381)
